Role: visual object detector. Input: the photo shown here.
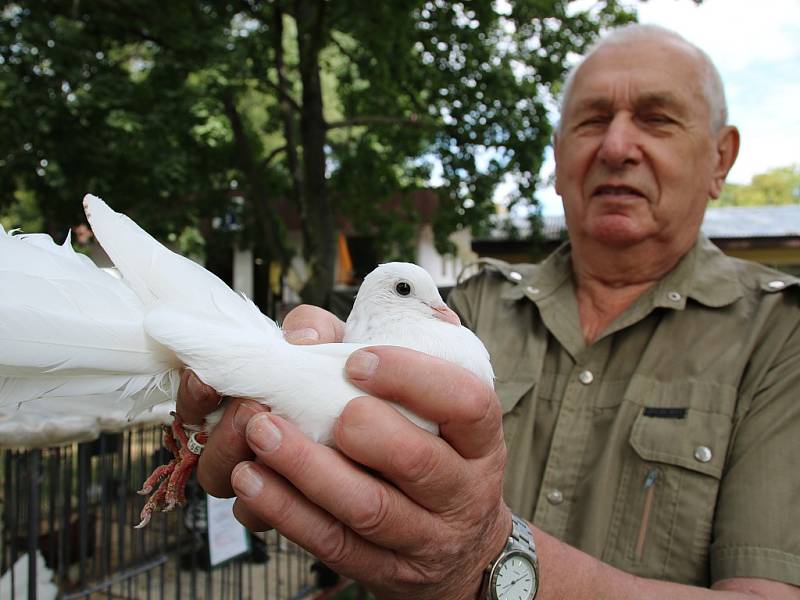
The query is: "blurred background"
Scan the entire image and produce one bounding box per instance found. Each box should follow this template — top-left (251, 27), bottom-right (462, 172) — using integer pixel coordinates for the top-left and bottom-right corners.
top-left (1, 1), bottom-right (798, 598)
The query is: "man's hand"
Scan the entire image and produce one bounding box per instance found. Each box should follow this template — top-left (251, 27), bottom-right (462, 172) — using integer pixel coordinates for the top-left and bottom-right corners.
top-left (176, 304), bottom-right (511, 599)
top-left (231, 346), bottom-right (509, 600)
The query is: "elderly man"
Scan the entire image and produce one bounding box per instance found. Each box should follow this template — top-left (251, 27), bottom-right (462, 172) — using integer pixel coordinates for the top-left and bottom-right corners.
top-left (180, 24), bottom-right (800, 599)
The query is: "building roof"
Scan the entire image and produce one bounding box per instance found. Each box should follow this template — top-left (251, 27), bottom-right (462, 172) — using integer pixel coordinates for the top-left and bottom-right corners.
top-left (700, 205), bottom-right (800, 239)
top-left (486, 204), bottom-right (800, 241)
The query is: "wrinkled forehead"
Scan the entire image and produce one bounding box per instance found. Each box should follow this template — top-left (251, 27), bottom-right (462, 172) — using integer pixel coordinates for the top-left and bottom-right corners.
top-left (563, 37), bottom-right (710, 120)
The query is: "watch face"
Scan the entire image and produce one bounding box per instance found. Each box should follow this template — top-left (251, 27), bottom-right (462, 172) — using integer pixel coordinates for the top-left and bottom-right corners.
top-left (491, 551), bottom-right (537, 600)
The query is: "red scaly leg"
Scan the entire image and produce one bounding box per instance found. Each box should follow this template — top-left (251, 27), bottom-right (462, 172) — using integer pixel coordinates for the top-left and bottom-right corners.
top-left (165, 415), bottom-right (207, 510)
top-left (135, 479), bottom-right (169, 529)
top-left (137, 424), bottom-right (179, 496)
top-left (134, 412), bottom-right (206, 528)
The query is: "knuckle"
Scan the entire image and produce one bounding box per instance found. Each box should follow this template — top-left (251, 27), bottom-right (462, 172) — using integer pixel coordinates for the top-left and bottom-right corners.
top-left (313, 520), bottom-right (352, 567)
top-left (267, 485), bottom-right (301, 528)
top-left (285, 435), bottom-right (317, 479)
top-left (391, 438), bottom-right (439, 484)
top-left (346, 484), bottom-right (394, 536)
top-left (461, 382), bottom-right (497, 425)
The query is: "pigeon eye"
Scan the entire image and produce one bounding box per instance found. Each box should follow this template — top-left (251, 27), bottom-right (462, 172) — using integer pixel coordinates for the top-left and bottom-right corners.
top-left (395, 281), bottom-right (411, 296)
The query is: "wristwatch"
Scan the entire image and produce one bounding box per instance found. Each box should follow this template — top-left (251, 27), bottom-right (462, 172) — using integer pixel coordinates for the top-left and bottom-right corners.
top-left (480, 513), bottom-right (539, 600)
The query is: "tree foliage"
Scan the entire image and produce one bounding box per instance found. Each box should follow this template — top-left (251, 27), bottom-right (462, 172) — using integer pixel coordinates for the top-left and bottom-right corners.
top-left (0, 0), bottom-right (635, 305)
top-left (718, 165), bottom-right (800, 207)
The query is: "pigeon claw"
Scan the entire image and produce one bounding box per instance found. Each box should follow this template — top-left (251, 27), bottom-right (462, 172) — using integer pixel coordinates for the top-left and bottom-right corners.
top-left (134, 413), bottom-right (207, 528)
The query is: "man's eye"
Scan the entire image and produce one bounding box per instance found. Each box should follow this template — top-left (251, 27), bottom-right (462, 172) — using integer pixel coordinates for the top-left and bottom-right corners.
top-left (579, 115), bottom-right (609, 126)
top-left (644, 113), bottom-right (675, 125)
top-left (395, 281), bottom-right (411, 296)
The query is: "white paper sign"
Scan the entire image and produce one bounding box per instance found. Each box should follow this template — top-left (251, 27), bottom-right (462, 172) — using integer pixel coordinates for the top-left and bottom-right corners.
top-left (206, 495), bottom-right (250, 567)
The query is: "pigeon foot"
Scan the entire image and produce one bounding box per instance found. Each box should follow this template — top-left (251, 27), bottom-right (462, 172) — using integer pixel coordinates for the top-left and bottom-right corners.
top-left (135, 412), bottom-right (207, 528)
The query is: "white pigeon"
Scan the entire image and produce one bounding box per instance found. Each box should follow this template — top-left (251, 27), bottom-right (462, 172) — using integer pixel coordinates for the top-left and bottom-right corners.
top-left (344, 261), bottom-right (493, 380)
top-left (0, 194), bottom-right (494, 526)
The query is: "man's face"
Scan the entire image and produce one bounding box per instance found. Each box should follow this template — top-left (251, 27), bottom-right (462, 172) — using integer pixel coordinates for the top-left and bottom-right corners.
top-left (554, 37), bottom-right (734, 251)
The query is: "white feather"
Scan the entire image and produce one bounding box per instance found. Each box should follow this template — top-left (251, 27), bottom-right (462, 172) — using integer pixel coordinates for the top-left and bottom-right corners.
top-left (0, 224), bottom-right (178, 413)
top-left (0, 195), bottom-right (493, 446)
top-left (344, 262), bottom-right (494, 385)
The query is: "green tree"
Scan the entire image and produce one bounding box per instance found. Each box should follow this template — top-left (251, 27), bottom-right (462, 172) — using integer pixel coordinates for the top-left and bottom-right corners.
top-left (0, 1), bottom-right (635, 306)
top-left (717, 165), bottom-right (800, 207)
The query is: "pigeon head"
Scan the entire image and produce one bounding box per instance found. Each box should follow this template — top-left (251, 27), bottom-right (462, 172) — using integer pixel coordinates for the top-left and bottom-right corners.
top-left (352, 262), bottom-right (461, 325)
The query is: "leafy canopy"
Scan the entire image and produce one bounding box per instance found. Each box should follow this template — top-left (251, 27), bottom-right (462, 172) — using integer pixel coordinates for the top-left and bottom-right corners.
top-left (718, 165), bottom-right (800, 207)
top-left (0, 0), bottom-right (635, 304)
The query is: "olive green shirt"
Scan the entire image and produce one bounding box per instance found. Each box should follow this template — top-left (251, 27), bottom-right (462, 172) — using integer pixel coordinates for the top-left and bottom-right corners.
top-left (449, 236), bottom-right (800, 587)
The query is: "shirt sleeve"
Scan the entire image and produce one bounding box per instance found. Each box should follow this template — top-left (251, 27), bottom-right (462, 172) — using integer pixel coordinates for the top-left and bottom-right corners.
top-left (447, 270), bottom-right (485, 330)
top-left (709, 299), bottom-right (800, 586)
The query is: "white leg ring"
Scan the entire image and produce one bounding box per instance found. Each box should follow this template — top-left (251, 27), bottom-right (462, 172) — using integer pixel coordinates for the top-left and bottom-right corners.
top-left (187, 432), bottom-right (205, 455)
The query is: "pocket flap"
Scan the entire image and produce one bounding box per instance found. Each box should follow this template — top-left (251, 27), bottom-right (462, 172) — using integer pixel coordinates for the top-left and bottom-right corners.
top-left (629, 407), bottom-right (730, 479)
top-left (494, 379), bottom-right (535, 414)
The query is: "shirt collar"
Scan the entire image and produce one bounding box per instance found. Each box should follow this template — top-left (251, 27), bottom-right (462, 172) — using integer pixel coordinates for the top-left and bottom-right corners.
top-left (505, 234), bottom-right (745, 310)
top-left (653, 234), bottom-right (743, 309)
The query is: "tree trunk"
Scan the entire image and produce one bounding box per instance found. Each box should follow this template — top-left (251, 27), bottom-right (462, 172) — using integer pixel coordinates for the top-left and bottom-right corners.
top-left (221, 89), bottom-right (287, 268)
top-left (293, 0), bottom-right (335, 307)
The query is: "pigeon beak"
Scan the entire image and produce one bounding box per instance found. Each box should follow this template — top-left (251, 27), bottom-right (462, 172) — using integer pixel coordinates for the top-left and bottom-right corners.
top-left (430, 302), bottom-right (461, 326)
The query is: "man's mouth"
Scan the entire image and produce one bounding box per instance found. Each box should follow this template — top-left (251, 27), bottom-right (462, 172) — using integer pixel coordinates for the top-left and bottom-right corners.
top-left (593, 184), bottom-right (646, 198)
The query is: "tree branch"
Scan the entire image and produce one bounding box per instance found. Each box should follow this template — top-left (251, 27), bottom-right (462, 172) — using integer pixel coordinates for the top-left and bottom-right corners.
top-left (261, 78), bottom-right (302, 113)
top-left (329, 31), bottom-right (428, 116)
top-left (329, 31), bottom-right (360, 64)
top-left (326, 115), bottom-right (430, 130)
top-left (262, 144), bottom-right (288, 168)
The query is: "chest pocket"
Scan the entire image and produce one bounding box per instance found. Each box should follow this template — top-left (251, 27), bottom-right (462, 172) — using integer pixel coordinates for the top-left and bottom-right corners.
top-left (496, 379), bottom-right (535, 449)
top-left (603, 401), bottom-right (734, 586)
top-left (495, 378), bottom-right (539, 515)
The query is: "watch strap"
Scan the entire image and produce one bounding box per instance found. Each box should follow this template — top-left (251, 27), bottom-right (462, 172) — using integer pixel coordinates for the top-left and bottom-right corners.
top-left (479, 513), bottom-right (539, 599)
top-left (510, 513), bottom-right (537, 558)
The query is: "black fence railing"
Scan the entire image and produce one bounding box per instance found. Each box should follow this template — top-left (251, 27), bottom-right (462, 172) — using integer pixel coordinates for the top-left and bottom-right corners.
top-left (0, 425), bottom-right (324, 599)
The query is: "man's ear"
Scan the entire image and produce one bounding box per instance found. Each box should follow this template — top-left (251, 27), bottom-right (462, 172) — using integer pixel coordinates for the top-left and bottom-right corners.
top-left (553, 130), bottom-right (562, 196)
top-left (708, 126), bottom-right (740, 199)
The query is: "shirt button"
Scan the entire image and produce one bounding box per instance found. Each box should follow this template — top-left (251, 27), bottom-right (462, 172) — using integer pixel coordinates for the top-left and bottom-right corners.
top-left (694, 446), bottom-right (713, 463)
top-left (546, 489), bottom-right (564, 505)
top-left (578, 370), bottom-right (594, 385)
top-left (667, 291), bottom-right (682, 302)
top-left (509, 271), bottom-right (522, 282)
top-left (767, 280), bottom-right (786, 290)
top-left (525, 286), bottom-right (540, 295)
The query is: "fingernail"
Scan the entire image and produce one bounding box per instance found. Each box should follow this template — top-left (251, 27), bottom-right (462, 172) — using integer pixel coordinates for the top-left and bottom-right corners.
top-left (346, 350), bottom-right (379, 380)
top-left (284, 327), bottom-right (319, 343)
top-left (246, 413), bottom-right (282, 453)
top-left (233, 402), bottom-right (258, 435)
top-left (232, 463), bottom-right (264, 498)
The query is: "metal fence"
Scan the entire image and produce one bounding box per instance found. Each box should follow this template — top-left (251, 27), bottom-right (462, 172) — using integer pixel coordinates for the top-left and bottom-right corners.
top-left (0, 425), bottom-right (325, 600)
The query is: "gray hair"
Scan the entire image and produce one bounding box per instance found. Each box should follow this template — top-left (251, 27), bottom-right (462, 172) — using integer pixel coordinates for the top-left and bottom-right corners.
top-left (558, 24), bottom-right (728, 132)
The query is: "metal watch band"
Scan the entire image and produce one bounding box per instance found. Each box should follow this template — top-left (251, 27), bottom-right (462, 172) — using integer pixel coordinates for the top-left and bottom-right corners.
top-left (479, 513), bottom-right (539, 599)
top-left (510, 513), bottom-right (537, 558)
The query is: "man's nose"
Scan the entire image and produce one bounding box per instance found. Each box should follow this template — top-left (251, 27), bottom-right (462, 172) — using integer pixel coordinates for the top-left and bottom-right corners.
top-left (597, 114), bottom-right (642, 167)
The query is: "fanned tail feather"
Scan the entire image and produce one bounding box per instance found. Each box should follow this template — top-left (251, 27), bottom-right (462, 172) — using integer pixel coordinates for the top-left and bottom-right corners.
top-left (83, 195), bottom-right (277, 337)
top-left (1, 195), bottom-right (283, 427)
top-left (0, 225), bottom-right (180, 419)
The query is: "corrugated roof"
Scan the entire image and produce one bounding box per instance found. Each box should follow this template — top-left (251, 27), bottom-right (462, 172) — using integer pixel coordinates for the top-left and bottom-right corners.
top-left (700, 205), bottom-right (800, 238)
top-left (487, 204), bottom-right (800, 241)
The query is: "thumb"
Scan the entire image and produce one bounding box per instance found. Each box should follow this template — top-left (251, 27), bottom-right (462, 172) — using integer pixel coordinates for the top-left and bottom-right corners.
top-left (282, 304), bottom-right (345, 344)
